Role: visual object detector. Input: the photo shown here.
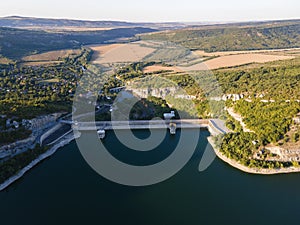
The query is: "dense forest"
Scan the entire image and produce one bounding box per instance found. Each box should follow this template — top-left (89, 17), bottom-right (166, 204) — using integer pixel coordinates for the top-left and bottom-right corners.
top-left (215, 58), bottom-right (300, 99)
top-left (218, 132), bottom-right (295, 169)
top-left (216, 58), bottom-right (300, 168)
top-left (234, 100), bottom-right (300, 144)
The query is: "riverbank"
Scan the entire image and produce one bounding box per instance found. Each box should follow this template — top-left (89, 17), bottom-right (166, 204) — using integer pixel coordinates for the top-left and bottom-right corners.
top-left (0, 133), bottom-right (75, 191)
top-left (208, 137), bottom-right (300, 175)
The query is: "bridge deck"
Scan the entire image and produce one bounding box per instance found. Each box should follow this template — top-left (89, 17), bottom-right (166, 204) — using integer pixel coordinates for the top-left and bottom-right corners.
top-left (73, 119), bottom-right (209, 131)
top-left (63, 118), bottom-right (229, 136)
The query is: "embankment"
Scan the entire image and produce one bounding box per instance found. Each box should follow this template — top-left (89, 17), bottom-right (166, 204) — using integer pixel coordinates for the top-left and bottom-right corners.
top-left (0, 133), bottom-right (75, 191)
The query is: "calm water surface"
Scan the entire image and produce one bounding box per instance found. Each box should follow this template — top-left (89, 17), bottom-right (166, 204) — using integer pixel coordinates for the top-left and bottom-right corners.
top-left (0, 130), bottom-right (300, 225)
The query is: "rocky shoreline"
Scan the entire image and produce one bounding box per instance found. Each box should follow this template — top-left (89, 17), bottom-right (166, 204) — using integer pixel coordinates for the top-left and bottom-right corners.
top-left (208, 137), bottom-right (300, 175)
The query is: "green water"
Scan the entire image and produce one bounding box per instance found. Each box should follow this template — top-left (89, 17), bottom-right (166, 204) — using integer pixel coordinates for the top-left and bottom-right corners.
top-left (0, 129), bottom-right (300, 225)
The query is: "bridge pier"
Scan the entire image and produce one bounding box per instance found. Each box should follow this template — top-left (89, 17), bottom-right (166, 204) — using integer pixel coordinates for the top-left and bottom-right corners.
top-left (169, 122), bottom-right (176, 135)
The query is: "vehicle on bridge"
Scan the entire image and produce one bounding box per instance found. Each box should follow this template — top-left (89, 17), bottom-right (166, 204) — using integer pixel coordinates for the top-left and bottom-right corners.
top-left (97, 129), bottom-right (106, 139)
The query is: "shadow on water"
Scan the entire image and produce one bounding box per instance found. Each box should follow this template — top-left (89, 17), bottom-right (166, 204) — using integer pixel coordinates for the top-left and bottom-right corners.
top-left (0, 130), bottom-right (300, 225)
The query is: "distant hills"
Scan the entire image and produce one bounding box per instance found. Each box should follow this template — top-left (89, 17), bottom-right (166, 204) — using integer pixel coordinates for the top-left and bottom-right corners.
top-left (0, 16), bottom-right (140, 28)
top-left (141, 19), bottom-right (300, 52)
top-left (0, 26), bottom-right (156, 59)
top-left (0, 16), bottom-right (185, 60)
top-left (0, 16), bottom-right (186, 30)
top-left (0, 16), bottom-right (299, 60)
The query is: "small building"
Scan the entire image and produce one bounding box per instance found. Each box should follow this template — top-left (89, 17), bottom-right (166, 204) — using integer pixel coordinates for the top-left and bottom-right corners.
top-left (12, 121), bottom-right (19, 129)
top-left (293, 113), bottom-right (300, 124)
top-left (164, 111), bottom-right (175, 120)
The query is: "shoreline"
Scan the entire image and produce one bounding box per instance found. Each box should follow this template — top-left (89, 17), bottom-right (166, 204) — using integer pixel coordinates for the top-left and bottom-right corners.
top-left (0, 133), bottom-right (75, 192)
top-left (208, 137), bottom-right (300, 175)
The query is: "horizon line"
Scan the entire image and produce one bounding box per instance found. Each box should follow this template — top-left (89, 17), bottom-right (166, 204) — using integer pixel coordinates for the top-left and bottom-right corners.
top-left (1, 14), bottom-right (300, 24)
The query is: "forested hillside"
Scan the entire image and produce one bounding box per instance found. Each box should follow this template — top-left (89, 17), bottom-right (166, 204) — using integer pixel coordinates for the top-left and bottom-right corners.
top-left (215, 58), bottom-right (300, 99)
top-left (142, 21), bottom-right (300, 52)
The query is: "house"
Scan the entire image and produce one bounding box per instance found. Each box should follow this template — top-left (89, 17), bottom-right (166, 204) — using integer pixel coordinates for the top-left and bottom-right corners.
top-left (12, 121), bottom-right (19, 129)
top-left (293, 113), bottom-right (300, 124)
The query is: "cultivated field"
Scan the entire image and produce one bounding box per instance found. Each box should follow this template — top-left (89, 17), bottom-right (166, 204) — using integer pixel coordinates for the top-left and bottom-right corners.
top-left (90, 41), bottom-right (297, 70)
top-left (143, 65), bottom-right (182, 73)
top-left (90, 43), bottom-right (156, 64)
top-left (89, 44), bottom-right (123, 61)
top-left (0, 57), bottom-right (13, 64)
top-left (22, 49), bottom-right (81, 62)
top-left (194, 48), bottom-right (300, 57)
top-left (204, 53), bottom-right (295, 70)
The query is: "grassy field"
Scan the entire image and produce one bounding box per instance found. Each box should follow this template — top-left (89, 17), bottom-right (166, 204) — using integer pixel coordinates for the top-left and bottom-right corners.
top-left (143, 64), bottom-right (182, 73)
top-left (20, 61), bottom-right (62, 66)
top-left (0, 57), bottom-right (13, 64)
top-left (20, 49), bottom-right (83, 66)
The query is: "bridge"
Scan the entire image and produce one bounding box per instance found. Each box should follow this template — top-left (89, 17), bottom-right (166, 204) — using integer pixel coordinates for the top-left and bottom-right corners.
top-left (41, 118), bottom-right (230, 145)
top-left (67, 119), bottom-right (230, 136)
top-left (58, 105), bottom-right (111, 125)
top-left (71, 119), bottom-right (207, 130)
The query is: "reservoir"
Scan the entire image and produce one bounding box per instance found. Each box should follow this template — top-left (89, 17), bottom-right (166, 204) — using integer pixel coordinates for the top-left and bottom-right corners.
top-left (0, 129), bottom-right (300, 225)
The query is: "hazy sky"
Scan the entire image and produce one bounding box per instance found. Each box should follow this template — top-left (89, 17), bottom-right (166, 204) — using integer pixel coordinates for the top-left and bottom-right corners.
top-left (0, 0), bottom-right (299, 22)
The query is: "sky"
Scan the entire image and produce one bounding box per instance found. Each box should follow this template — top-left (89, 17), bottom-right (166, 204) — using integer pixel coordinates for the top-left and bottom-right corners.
top-left (0, 0), bottom-right (299, 22)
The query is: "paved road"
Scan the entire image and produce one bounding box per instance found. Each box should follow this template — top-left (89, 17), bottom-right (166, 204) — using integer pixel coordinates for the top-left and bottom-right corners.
top-left (42, 124), bottom-right (72, 146)
top-left (74, 119), bottom-right (209, 131)
top-left (209, 119), bottom-right (231, 134)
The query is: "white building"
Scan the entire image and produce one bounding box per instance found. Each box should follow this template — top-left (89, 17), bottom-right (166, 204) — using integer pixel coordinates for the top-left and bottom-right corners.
top-left (164, 111), bottom-right (175, 120)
